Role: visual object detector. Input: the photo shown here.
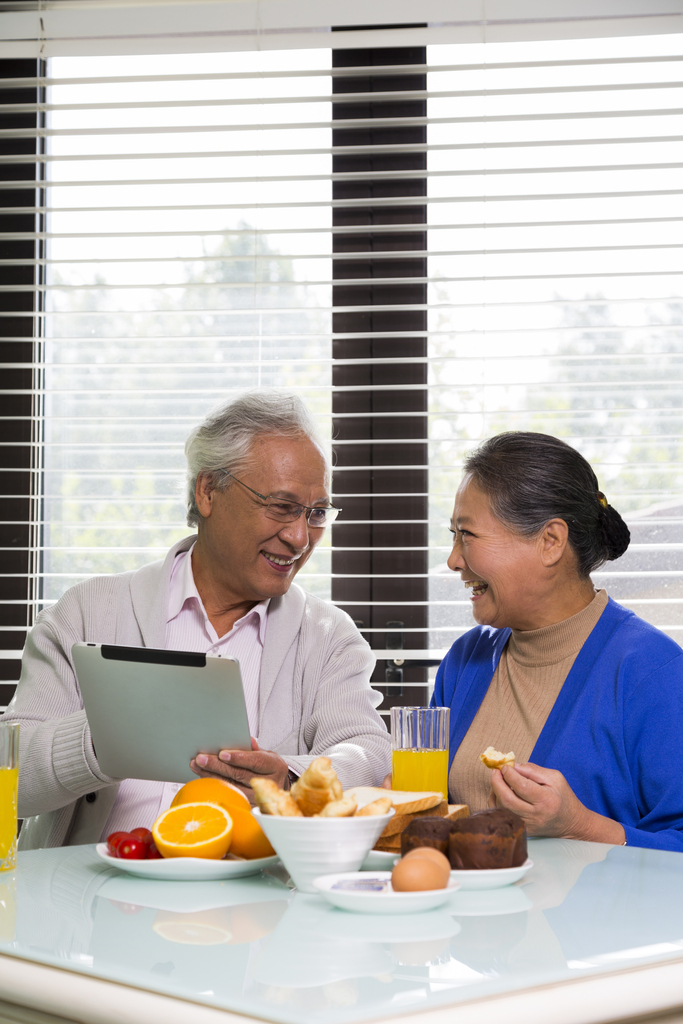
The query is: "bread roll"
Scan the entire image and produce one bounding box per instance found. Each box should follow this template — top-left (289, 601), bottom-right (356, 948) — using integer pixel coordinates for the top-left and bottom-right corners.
top-left (479, 746), bottom-right (515, 769)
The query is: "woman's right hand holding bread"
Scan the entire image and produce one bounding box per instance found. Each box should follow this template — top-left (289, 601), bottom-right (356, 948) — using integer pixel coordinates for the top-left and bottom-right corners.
top-left (489, 761), bottom-right (626, 845)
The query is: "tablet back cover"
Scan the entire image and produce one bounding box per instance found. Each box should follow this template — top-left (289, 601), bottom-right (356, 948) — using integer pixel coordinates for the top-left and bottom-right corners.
top-left (73, 643), bottom-right (252, 783)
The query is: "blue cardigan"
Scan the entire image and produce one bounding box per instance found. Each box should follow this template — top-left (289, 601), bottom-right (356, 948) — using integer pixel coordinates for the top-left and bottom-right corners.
top-left (432, 598), bottom-right (683, 852)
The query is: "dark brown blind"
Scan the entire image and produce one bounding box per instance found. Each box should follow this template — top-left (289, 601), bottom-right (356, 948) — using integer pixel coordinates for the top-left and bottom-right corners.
top-left (0, 58), bottom-right (41, 710)
top-left (331, 41), bottom-right (432, 716)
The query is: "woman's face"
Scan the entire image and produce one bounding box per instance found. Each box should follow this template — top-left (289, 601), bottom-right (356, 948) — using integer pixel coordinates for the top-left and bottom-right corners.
top-left (447, 475), bottom-right (548, 631)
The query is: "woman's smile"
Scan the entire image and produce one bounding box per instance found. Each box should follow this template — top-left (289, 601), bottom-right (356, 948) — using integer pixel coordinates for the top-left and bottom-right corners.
top-left (464, 580), bottom-right (489, 598)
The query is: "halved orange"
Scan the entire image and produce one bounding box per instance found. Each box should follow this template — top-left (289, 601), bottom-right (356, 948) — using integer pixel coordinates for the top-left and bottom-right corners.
top-left (172, 777), bottom-right (274, 859)
top-left (225, 804), bottom-right (276, 860)
top-left (152, 802), bottom-right (233, 859)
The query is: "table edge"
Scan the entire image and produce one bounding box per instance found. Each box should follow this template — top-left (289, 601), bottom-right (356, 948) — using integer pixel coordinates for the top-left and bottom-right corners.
top-left (2, 950), bottom-right (683, 1024)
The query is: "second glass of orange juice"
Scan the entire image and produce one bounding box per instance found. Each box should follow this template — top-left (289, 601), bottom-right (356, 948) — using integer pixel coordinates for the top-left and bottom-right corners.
top-left (0, 723), bottom-right (19, 873)
top-left (390, 707), bottom-right (449, 799)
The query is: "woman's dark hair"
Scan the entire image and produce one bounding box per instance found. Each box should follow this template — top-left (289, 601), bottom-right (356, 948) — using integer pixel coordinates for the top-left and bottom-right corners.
top-left (463, 432), bottom-right (630, 578)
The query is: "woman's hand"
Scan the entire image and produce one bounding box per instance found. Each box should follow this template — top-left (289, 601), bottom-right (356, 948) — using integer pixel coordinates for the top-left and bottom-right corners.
top-left (191, 737), bottom-right (289, 804)
top-left (489, 762), bottom-right (626, 845)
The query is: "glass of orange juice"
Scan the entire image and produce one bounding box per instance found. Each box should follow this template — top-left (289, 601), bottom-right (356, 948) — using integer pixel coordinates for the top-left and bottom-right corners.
top-left (390, 707), bottom-right (449, 799)
top-left (0, 723), bottom-right (19, 872)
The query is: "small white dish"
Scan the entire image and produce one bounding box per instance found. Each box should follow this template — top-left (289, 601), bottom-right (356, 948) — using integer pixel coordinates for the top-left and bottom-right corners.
top-left (95, 844), bottom-right (279, 881)
top-left (313, 871), bottom-right (459, 914)
top-left (449, 857), bottom-right (533, 890)
top-left (360, 849), bottom-right (398, 871)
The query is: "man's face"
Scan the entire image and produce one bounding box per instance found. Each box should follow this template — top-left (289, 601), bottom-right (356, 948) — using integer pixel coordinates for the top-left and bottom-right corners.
top-left (194, 434), bottom-right (330, 605)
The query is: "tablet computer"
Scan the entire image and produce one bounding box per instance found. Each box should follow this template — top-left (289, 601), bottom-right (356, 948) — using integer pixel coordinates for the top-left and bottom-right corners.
top-left (72, 642), bottom-right (252, 783)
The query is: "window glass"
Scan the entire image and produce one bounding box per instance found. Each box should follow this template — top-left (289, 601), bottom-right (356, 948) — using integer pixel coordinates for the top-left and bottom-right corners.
top-left (428, 34), bottom-right (683, 654)
top-left (43, 50), bottom-right (332, 604)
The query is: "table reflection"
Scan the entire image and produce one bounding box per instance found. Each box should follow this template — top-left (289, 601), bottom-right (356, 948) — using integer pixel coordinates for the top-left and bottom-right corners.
top-left (4, 839), bottom-right (683, 1024)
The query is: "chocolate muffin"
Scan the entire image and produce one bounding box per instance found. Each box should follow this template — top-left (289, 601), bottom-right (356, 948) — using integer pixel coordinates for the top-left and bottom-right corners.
top-left (448, 809), bottom-right (527, 870)
top-left (400, 816), bottom-right (457, 857)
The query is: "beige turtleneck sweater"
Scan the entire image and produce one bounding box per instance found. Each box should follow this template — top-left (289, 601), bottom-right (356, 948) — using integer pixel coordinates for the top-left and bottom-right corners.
top-left (448, 589), bottom-right (608, 812)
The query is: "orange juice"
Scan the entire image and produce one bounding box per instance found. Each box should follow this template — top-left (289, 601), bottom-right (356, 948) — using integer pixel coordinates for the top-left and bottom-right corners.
top-left (0, 767), bottom-right (18, 870)
top-left (391, 748), bottom-right (448, 799)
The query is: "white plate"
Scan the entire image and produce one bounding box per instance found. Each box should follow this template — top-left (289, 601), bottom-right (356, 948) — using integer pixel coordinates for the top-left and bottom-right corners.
top-left (360, 849), bottom-right (398, 871)
top-left (313, 871), bottom-right (459, 914)
top-left (449, 858), bottom-right (533, 890)
top-left (95, 844), bottom-right (279, 881)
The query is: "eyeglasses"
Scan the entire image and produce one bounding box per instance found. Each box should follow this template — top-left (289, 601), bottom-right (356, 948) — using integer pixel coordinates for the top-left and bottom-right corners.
top-left (225, 473), bottom-right (341, 527)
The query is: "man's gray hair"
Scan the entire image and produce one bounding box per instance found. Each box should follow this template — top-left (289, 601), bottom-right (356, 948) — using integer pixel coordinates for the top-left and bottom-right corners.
top-left (185, 390), bottom-right (327, 527)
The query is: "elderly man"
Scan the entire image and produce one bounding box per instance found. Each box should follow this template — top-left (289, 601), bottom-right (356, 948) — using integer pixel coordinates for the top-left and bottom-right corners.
top-left (8, 391), bottom-right (390, 849)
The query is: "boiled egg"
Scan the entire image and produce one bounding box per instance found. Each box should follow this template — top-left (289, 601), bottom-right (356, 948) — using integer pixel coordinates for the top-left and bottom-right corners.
top-left (391, 853), bottom-right (450, 892)
top-left (402, 847), bottom-right (451, 872)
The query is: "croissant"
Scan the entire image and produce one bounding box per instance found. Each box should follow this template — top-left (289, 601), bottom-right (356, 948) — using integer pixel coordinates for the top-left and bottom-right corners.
top-left (251, 778), bottom-right (303, 816)
top-left (290, 757), bottom-right (343, 816)
top-left (315, 796), bottom-right (357, 818)
top-left (355, 796), bottom-right (392, 817)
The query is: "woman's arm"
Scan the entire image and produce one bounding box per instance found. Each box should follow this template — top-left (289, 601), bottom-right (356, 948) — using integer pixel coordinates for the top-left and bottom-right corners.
top-left (490, 762), bottom-right (626, 845)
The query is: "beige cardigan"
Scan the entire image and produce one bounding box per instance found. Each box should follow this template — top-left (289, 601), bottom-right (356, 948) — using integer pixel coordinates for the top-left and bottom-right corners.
top-left (7, 536), bottom-right (390, 849)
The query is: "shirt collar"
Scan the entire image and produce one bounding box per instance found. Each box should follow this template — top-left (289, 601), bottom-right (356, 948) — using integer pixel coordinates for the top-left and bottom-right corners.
top-left (167, 541), bottom-right (269, 643)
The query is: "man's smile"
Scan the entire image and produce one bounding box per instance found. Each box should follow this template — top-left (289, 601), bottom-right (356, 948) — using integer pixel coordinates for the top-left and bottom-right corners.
top-left (261, 550), bottom-right (301, 571)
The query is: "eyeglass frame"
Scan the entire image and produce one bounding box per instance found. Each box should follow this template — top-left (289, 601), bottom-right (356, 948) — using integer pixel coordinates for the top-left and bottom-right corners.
top-left (222, 472), bottom-right (341, 526)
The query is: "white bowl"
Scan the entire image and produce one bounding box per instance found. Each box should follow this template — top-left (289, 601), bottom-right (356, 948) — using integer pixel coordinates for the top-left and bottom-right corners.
top-left (252, 807), bottom-right (394, 894)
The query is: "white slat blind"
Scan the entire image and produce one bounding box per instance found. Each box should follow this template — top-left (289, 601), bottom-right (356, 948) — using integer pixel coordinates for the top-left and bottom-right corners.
top-left (1, 2), bottom-right (682, 701)
top-left (426, 32), bottom-right (683, 657)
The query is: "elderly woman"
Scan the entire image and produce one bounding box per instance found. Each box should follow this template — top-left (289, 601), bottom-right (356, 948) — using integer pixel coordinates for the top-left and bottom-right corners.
top-left (434, 431), bottom-right (683, 851)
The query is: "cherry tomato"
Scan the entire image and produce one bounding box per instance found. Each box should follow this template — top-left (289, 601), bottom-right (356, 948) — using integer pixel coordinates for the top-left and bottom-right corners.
top-left (146, 842), bottom-right (163, 860)
top-left (109, 899), bottom-right (144, 915)
top-left (106, 831), bottom-right (132, 856)
top-left (130, 827), bottom-right (153, 845)
top-left (117, 837), bottom-right (148, 860)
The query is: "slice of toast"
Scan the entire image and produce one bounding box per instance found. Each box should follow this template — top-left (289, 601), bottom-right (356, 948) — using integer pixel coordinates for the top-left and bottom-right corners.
top-left (380, 800), bottom-right (448, 838)
top-left (446, 803), bottom-right (470, 821)
top-left (373, 803), bottom-right (470, 851)
top-left (344, 786), bottom-right (444, 816)
top-left (373, 833), bottom-right (402, 852)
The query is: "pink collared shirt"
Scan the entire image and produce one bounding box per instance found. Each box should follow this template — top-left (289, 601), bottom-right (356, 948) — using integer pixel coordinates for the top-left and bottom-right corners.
top-left (100, 542), bottom-right (268, 839)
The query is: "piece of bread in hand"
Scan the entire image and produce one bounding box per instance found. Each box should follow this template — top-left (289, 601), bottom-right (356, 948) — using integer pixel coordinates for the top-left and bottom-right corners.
top-left (479, 746), bottom-right (515, 769)
top-left (251, 778), bottom-right (303, 816)
top-left (344, 786), bottom-right (444, 816)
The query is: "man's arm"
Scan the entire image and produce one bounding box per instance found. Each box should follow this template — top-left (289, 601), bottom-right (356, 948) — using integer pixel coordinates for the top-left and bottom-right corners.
top-left (5, 600), bottom-right (118, 819)
top-left (188, 608), bottom-right (391, 798)
top-left (290, 611), bottom-right (391, 790)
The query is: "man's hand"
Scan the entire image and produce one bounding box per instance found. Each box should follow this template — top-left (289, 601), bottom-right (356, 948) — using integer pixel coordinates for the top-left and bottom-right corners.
top-left (191, 737), bottom-right (289, 804)
top-left (489, 762), bottom-right (626, 845)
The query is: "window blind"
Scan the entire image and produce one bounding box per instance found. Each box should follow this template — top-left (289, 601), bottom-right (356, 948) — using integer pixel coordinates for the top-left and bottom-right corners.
top-left (1, 4), bottom-right (682, 709)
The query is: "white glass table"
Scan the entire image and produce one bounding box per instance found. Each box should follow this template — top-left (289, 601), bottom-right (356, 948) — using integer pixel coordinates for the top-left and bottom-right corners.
top-left (1, 838), bottom-right (683, 1024)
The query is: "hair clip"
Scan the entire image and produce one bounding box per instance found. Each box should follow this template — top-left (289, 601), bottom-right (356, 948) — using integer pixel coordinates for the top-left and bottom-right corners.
top-left (597, 492), bottom-right (608, 509)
